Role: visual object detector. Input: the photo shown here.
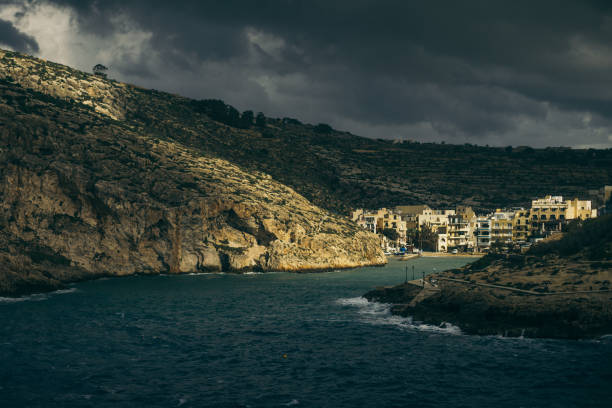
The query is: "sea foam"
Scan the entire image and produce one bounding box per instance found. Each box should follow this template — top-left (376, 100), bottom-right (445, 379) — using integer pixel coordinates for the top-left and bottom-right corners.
top-left (0, 287), bottom-right (78, 303)
top-left (336, 296), bottom-right (462, 335)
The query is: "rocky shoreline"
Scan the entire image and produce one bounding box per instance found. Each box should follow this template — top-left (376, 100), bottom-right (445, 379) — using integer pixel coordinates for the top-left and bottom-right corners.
top-left (364, 281), bottom-right (612, 339)
top-left (366, 215), bottom-right (612, 340)
top-left (0, 50), bottom-right (386, 297)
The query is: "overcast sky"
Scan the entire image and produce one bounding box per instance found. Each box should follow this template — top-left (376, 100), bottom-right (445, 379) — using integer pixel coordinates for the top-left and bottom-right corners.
top-left (1, 0), bottom-right (612, 148)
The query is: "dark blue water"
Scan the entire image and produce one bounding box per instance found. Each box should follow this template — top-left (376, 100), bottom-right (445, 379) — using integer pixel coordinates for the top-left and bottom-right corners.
top-left (1, 257), bottom-right (611, 407)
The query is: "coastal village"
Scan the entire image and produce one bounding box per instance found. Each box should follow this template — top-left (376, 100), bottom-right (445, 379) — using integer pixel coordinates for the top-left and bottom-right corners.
top-left (351, 185), bottom-right (612, 254)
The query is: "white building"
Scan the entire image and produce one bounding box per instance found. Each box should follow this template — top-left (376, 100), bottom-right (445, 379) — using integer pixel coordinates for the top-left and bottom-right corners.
top-left (489, 210), bottom-right (515, 245)
top-left (417, 209), bottom-right (455, 232)
top-left (475, 216), bottom-right (491, 252)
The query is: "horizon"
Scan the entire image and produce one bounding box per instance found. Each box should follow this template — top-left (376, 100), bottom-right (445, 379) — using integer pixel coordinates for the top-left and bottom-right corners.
top-left (1, 1), bottom-right (612, 148)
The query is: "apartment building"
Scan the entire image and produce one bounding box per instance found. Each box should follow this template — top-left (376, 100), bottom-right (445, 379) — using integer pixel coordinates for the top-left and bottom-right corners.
top-left (378, 210), bottom-right (407, 242)
top-left (489, 210), bottom-right (514, 245)
top-left (475, 216), bottom-right (491, 251)
top-left (394, 205), bottom-right (430, 229)
top-left (565, 198), bottom-right (597, 220)
top-left (417, 209), bottom-right (455, 232)
top-left (529, 196), bottom-right (567, 236)
top-left (351, 209), bottom-right (377, 233)
top-left (448, 214), bottom-right (474, 250)
top-left (512, 209), bottom-right (530, 242)
top-left (351, 208), bottom-right (406, 245)
top-left (529, 196), bottom-right (596, 237)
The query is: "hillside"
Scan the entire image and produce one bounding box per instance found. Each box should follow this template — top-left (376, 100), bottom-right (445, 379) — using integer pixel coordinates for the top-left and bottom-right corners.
top-left (445, 215), bottom-right (611, 292)
top-left (365, 216), bottom-right (612, 339)
top-left (0, 51), bottom-right (386, 296)
top-left (1, 50), bottom-right (611, 216)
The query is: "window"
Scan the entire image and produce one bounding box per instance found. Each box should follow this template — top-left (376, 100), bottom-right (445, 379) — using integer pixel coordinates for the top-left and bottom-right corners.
top-left (541, 215), bottom-right (546, 220)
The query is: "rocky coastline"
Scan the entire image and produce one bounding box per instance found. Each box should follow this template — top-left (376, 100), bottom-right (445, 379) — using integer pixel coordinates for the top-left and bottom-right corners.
top-left (365, 281), bottom-right (612, 339)
top-left (365, 217), bottom-right (612, 340)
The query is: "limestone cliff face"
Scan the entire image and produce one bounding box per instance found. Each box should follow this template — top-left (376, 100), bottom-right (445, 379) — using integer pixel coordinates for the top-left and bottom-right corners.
top-left (0, 50), bottom-right (385, 295)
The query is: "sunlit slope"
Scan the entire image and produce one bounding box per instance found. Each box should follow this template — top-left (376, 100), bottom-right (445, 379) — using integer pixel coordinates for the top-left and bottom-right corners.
top-left (0, 54), bottom-right (385, 295)
top-left (1, 49), bottom-right (610, 215)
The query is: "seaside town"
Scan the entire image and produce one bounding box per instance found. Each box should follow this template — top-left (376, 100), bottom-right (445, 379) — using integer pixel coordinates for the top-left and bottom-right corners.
top-left (351, 185), bottom-right (612, 255)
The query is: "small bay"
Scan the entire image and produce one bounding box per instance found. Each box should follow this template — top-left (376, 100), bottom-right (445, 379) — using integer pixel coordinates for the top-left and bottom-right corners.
top-left (1, 257), bottom-right (610, 407)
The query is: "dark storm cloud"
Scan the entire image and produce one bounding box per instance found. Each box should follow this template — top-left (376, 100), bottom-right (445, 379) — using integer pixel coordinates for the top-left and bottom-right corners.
top-left (0, 18), bottom-right (38, 53)
top-left (8, 0), bottom-right (612, 146)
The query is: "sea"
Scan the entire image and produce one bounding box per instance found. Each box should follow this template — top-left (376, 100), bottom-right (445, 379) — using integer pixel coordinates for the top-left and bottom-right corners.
top-left (1, 257), bottom-right (611, 407)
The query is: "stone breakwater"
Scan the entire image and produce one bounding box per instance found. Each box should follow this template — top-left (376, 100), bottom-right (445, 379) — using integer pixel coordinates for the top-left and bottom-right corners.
top-left (0, 51), bottom-right (386, 296)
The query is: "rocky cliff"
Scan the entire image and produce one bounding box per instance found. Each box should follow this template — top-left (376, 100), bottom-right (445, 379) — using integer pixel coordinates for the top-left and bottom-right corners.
top-left (0, 50), bottom-right (385, 296)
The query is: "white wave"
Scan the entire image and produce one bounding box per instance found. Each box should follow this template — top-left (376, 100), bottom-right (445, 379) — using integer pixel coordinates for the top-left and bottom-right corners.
top-left (53, 288), bottom-right (78, 294)
top-left (335, 296), bottom-right (370, 307)
top-left (244, 271), bottom-right (285, 276)
top-left (0, 287), bottom-right (78, 303)
top-left (0, 294), bottom-right (48, 303)
top-left (488, 333), bottom-right (535, 342)
top-left (282, 399), bottom-right (299, 406)
top-left (336, 297), bottom-right (462, 335)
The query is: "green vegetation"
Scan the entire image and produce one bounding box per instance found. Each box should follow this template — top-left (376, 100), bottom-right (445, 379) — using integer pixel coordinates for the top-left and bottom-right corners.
top-left (412, 225), bottom-right (437, 251)
top-left (92, 64), bottom-right (108, 78)
top-left (381, 228), bottom-right (399, 241)
top-left (314, 123), bottom-right (333, 133)
top-left (190, 99), bottom-right (262, 129)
